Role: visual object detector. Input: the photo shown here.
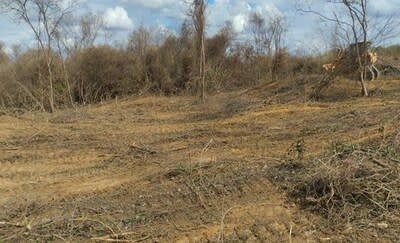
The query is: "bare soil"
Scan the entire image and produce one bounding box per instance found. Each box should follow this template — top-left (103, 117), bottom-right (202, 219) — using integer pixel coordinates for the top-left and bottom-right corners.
top-left (0, 79), bottom-right (399, 242)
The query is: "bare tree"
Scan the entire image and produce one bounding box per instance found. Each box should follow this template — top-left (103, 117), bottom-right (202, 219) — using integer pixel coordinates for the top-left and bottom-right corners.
top-left (128, 26), bottom-right (152, 86)
top-left (248, 12), bottom-right (272, 56)
top-left (270, 15), bottom-right (287, 57)
top-left (248, 12), bottom-right (287, 81)
top-left (270, 15), bottom-right (287, 81)
top-left (179, 19), bottom-right (194, 48)
top-left (298, 0), bottom-right (398, 96)
top-left (54, 28), bottom-right (75, 107)
top-left (128, 26), bottom-right (151, 61)
top-left (61, 12), bottom-right (103, 54)
top-left (337, 0), bottom-right (369, 96)
top-left (0, 0), bottom-right (75, 111)
top-left (78, 12), bottom-right (103, 49)
top-left (191, 0), bottom-right (207, 102)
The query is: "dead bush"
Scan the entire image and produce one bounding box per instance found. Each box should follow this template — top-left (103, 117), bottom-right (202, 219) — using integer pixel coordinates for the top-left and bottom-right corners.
top-left (0, 62), bottom-right (17, 108)
top-left (0, 49), bottom-right (65, 110)
top-left (268, 140), bottom-right (400, 230)
top-left (68, 46), bottom-right (135, 103)
top-left (272, 49), bottom-right (290, 80)
top-left (144, 48), bottom-right (176, 94)
top-left (290, 56), bottom-right (322, 75)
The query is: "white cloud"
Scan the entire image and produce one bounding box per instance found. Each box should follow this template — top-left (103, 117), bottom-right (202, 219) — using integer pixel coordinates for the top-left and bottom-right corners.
top-left (123, 0), bottom-right (187, 20)
top-left (60, 0), bottom-right (80, 9)
top-left (103, 6), bottom-right (133, 30)
top-left (232, 14), bottom-right (247, 32)
top-left (370, 0), bottom-right (399, 15)
top-left (122, 0), bottom-right (176, 9)
top-left (3, 46), bottom-right (12, 57)
top-left (0, 0), bottom-right (399, 51)
top-left (208, 0), bottom-right (284, 36)
top-left (254, 2), bottom-right (282, 17)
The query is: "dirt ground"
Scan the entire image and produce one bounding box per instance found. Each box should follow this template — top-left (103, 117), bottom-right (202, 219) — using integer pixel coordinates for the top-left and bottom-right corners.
top-left (0, 79), bottom-right (399, 242)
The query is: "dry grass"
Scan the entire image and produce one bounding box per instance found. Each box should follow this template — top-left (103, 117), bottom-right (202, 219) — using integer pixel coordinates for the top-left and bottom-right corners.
top-left (0, 79), bottom-right (400, 241)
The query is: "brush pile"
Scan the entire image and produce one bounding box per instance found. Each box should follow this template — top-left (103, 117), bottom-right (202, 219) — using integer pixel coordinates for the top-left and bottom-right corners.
top-left (268, 137), bottom-right (400, 237)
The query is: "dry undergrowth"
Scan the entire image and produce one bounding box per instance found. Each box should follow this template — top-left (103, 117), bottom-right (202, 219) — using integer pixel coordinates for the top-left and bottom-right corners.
top-left (268, 134), bottom-right (400, 241)
top-left (1, 80), bottom-right (400, 242)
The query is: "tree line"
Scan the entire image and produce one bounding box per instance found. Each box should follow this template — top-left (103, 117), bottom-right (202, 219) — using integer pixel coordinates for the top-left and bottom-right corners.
top-left (0, 0), bottom-right (398, 111)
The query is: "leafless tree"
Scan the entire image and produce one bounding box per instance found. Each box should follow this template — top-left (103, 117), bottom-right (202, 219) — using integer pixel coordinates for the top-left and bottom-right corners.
top-left (180, 19), bottom-right (194, 48)
top-left (337, 0), bottom-right (370, 96)
top-left (78, 13), bottom-right (103, 49)
top-left (270, 15), bottom-right (287, 80)
top-left (248, 12), bottom-right (272, 56)
top-left (62, 12), bottom-right (103, 54)
top-left (298, 0), bottom-right (398, 96)
top-left (128, 26), bottom-right (152, 86)
top-left (270, 15), bottom-right (287, 58)
top-left (0, 0), bottom-right (75, 111)
top-left (128, 26), bottom-right (151, 60)
top-left (190, 0), bottom-right (207, 102)
top-left (248, 12), bottom-right (287, 81)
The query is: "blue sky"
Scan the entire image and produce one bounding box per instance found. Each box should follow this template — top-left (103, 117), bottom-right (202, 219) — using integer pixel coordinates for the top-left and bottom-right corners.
top-left (0, 0), bottom-right (399, 54)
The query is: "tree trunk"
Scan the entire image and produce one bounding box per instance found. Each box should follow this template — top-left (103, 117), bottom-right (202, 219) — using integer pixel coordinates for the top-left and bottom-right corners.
top-left (360, 69), bottom-right (369, 96)
top-left (200, 28), bottom-right (206, 102)
top-left (192, 0), bottom-right (207, 102)
top-left (46, 53), bottom-right (55, 112)
top-left (47, 61), bottom-right (55, 112)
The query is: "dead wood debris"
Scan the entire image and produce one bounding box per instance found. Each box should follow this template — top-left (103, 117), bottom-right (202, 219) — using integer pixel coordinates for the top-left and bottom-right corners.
top-left (267, 139), bottom-right (400, 237)
top-left (129, 143), bottom-right (158, 154)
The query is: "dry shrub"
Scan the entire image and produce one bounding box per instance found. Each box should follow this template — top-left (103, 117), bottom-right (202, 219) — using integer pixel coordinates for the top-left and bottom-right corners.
top-left (0, 47), bottom-right (9, 105)
top-left (206, 65), bottom-right (232, 93)
top-left (224, 43), bottom-right (258, 88)
top-left (269, 140), bottom-right (400, 229)
top-left (68, 45), bottom-right (135, 103)
top-left (205, 27), bottom-right (234, 92)
top-left (176, 50), bottom-right (194, 91)
top-left (0, 49), bottom-right (65, 110)
top-left (290, 56), bottom-right (323, 75)
top-left (0, 62), bottom-right (17, 108)
top-left (295, 158), bottom-right (399, 220)
top-left (145, 47), bottom-right (177, 94)
top-left (272, 49), bottom-right (290, 79)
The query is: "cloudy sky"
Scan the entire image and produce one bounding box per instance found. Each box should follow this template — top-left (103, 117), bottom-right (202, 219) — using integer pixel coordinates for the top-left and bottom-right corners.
top-left (0, 0), bottom-right (399, 54)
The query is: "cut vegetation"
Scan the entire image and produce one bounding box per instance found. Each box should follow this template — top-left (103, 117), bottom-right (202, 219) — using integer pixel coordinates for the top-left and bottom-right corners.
top-left (0, 80), bottom-right (399, 242)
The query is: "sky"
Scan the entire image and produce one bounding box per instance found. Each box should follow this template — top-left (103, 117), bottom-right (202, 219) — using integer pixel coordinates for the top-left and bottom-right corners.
top-left (0, 0), bottom-right (399, 54)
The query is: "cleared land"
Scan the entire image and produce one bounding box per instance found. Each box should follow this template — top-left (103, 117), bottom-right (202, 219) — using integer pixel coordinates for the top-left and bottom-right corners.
top-left (0, 79), bottom-right (399, 242)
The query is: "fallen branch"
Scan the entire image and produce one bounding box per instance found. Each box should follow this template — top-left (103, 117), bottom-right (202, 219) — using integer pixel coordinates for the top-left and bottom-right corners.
top-left (389, 157), bottom-right (400, 164)
top-left (23, 232), bottom-right (67, 242)
top-left (170, 220), bottom-right (207, 232)
top-left (0, 147), bottom-right (20, 151)
top-left (372, 158), bottom-right (388, 168)
top-left (26, 125), bottom-right (49, 143)
top-left (72, 218), bottom-right (115, 235)
top-left (289, 224), bottom-right (293, 243)
top-left (0, 221), bottom-right (24, 228)
top-left (217, 206), bottom-right (240, 243)
top-left (129, 143), bottom-right (157, 154)
top-left (91, 232), bottom-right (150, 242)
